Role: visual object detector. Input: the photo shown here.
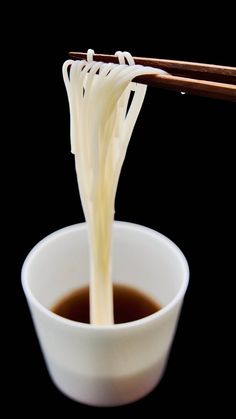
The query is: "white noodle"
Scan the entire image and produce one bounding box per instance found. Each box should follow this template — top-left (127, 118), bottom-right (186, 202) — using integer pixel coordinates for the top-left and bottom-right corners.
top-left (63, 50), bottom-right (166, 325)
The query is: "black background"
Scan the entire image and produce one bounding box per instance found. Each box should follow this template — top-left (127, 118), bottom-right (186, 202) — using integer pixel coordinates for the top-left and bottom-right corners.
top-left (9, 15), bottom-right (235, 416)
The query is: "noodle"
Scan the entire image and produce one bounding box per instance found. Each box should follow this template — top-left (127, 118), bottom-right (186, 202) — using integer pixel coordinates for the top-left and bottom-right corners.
top-left (63, 50), bottom-right (166, 325)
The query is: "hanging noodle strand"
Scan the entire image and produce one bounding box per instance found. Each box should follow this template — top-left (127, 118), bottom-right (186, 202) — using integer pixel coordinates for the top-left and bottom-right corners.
top-left (63, 50), bottom-right (166, 325)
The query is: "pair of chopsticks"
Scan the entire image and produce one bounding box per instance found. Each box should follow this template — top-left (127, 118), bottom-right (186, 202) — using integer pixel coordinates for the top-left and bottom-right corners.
top-left (69, 52), bottom-right (236, 102)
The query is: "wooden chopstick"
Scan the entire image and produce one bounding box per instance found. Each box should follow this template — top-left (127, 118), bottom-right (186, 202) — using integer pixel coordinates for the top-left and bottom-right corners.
top-left (69, 52), bottom-right (235, 83)
top-left (69, 52), bottom-right (236, 102)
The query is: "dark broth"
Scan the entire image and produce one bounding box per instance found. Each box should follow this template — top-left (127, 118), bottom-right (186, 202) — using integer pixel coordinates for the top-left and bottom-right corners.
top-left (52, 284), bottom-right (161, 324)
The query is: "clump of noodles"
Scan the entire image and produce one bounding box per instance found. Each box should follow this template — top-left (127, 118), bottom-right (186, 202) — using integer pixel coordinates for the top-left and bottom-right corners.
top-left (63, 50), bottom-right (166, 325)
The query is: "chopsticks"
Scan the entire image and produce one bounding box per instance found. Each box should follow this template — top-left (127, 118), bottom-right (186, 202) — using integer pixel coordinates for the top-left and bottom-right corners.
top-left (69, 52), bottom-right (236, 102)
